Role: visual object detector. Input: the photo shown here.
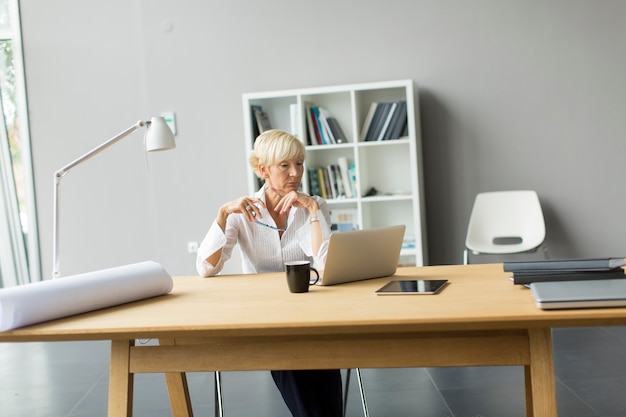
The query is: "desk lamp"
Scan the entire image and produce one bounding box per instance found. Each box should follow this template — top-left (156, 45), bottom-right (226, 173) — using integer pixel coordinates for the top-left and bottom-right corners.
top-left (52, 116), bottom-right (176, 278)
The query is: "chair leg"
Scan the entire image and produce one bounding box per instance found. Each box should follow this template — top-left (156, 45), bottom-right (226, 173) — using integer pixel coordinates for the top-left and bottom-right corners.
top-left (355, 368), bottom-right (369, 417)
top-left (344, 368), bottom-right (369, 417)
top-left (214, 371), bottom-right (224, 417)
top-left (343, 369), bottom-right (351, 417)
top-left (463, 248), bottom-right (469, 265)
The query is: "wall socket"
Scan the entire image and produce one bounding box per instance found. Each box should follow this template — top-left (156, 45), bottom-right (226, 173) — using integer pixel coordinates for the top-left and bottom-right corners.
top-left (187, 241), bottom-right (199, 254)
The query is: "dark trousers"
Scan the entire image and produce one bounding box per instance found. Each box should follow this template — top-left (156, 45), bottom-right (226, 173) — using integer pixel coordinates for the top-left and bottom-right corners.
top-left (271, 369), bottom-right (343, 417)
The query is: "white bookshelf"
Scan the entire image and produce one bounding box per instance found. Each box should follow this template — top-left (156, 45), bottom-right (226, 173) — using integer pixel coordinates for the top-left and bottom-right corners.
top-left (242, 79), bottom-right (427, 266)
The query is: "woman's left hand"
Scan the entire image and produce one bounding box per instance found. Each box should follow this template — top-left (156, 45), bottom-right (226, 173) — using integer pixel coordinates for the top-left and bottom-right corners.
top-left (274, 190), bottom-right (319, 215)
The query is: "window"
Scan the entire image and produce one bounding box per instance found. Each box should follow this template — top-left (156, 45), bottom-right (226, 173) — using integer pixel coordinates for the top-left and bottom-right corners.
top-left (0, 0), bottom-right (40, 286)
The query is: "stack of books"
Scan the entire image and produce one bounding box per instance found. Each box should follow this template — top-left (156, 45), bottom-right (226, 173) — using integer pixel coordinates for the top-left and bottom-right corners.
top-left (359, 100), bottom-right (408, 141)
top-left (305, 103), bottom-right (348, 145)
top-left (504, 258), bottom-right (626, 286)
top-left (308, 157), bottom-right (356, 200)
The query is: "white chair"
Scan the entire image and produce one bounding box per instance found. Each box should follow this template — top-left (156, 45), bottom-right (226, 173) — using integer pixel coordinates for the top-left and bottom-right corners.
top-left (214, 368), bottom-right (369, 417)
top-left (463, 190), bottom-right (547, 264)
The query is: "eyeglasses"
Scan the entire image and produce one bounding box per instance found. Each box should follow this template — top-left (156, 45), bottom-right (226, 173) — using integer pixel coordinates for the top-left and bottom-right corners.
top-left (255, 219), bottom-right (287, 232)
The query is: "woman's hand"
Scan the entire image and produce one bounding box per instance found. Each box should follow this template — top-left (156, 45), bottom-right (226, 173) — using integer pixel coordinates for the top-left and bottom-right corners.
top-left (219, 197), bottom-right (265, 223)
top-left (274, 191), bottom-right (319, 216)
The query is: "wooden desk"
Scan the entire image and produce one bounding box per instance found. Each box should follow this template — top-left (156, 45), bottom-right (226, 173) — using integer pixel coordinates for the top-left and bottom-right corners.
top-left (3, 264), bottom-right (626, 416)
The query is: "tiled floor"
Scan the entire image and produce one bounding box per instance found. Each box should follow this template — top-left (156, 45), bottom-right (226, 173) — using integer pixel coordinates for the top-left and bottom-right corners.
top-left (2, 326), bottom-right (626, 417)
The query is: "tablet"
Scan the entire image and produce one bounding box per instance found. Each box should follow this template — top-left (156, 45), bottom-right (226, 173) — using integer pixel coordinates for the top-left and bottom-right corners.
top-left (375, 280), bottom-right (449, 295)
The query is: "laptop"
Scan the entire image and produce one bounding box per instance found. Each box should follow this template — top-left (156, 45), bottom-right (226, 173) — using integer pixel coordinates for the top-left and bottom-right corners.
top-left (530, 279), bottom-right (626, 310)
top-left (318, 225), bottom-right (406, 286)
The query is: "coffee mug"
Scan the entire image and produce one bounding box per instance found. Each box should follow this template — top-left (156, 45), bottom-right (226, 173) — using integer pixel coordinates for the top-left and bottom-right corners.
top-left (285, 261), bottom-right (320, 293)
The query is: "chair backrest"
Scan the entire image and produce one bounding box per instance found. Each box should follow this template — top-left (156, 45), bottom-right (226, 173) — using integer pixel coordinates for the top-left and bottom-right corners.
top-left (465, 190), bottom-right (546, 254)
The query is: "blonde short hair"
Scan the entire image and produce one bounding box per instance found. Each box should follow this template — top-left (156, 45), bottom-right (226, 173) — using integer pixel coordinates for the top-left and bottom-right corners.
top-left (249, 129), bottom-right (306, 178)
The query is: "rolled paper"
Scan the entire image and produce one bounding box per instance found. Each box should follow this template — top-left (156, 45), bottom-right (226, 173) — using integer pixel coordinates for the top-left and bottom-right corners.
top-left (0, 261), bottom-right (173, 331)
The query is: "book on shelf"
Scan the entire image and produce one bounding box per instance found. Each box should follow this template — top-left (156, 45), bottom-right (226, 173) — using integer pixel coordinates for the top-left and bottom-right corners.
top-left (337, 157), bottom-right (353, 198)
top-left (304, 102), bottom-right (319, 145)
top-left (348, 163), bottom-right (357, 197)
top-left (330, 208), bottom-right (358, 232)
top-left (308, 167), bottom-right (321, 197)
top-left (289, 103), bottom-right (300, 139)
top-left (317, 167), bottom-right (329, 199)
top-left (322, 166), bottom-right (334, 198)
top-left (252, 105), bottom-right (272, 136)
top-left (250, 105), bottom-right (262, 139)
top-left (331, 164), bottom-right (345, 197)
top-left (326, 165), bottom-right (338, 199)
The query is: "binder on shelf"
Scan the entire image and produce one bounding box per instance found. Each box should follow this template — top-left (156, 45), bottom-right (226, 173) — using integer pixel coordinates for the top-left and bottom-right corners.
top-left (384, 100), bottom-right (408, 140)
top-left (364, 102), bottom-right (390, 141)
top-left (359, 102), bottom-right (379, 141)
top-left (326, 117), bottom-right (348, 144)
top-left (376, 101), bottom-right (398, 141)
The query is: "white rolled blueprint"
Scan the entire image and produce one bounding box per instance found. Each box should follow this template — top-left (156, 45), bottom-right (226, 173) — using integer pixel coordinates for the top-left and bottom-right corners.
top-left (0, 261), bottom-right (173, 331)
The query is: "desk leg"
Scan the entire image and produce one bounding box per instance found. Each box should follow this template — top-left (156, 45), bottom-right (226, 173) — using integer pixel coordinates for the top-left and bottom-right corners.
top-left (164, 372), bottom-right (194, 417)
top-left (108, 340), bottom-right (134, 417)
top-left (160, 338), bottom-right (194, 417)
top-left (524, 365), bottom-right (533, 417)
top-left (526, 328), bottom-right (557, 417)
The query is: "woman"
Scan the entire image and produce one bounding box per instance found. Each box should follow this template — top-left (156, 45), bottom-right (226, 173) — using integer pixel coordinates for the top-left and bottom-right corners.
top-left (196, 129), bottom-right (342, 417)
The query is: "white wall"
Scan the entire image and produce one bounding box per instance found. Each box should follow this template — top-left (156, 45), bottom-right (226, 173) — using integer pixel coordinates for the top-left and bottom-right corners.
top-left (21, 0), bottom-right (626, 277)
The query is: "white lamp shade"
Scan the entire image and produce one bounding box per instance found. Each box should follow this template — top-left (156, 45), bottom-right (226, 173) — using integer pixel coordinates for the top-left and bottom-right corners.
top-left (145, 116), bottom-right (176, 152)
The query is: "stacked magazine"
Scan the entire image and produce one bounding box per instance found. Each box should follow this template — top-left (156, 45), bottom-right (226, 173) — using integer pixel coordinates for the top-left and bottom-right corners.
top-left (504, 258), bottom-right (626, 285)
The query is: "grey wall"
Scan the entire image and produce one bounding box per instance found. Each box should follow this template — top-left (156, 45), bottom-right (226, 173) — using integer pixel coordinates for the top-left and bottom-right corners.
top-left (20, 0), bottom-right (626, 278)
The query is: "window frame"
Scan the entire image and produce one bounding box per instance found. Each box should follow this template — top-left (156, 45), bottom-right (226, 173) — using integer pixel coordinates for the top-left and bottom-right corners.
top-left (0, 0), bottom-right (41, 285)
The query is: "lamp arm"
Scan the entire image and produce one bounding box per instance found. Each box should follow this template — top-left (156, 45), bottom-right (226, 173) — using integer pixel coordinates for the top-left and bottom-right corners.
top-left (54, 120), bottom-right (145, 179)
top-left (52, 120), bottom-right (146, 278)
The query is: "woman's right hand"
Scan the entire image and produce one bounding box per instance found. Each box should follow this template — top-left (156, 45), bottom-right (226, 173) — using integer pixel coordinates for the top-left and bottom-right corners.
top-left (219, 197), bottom-right (265, 223)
